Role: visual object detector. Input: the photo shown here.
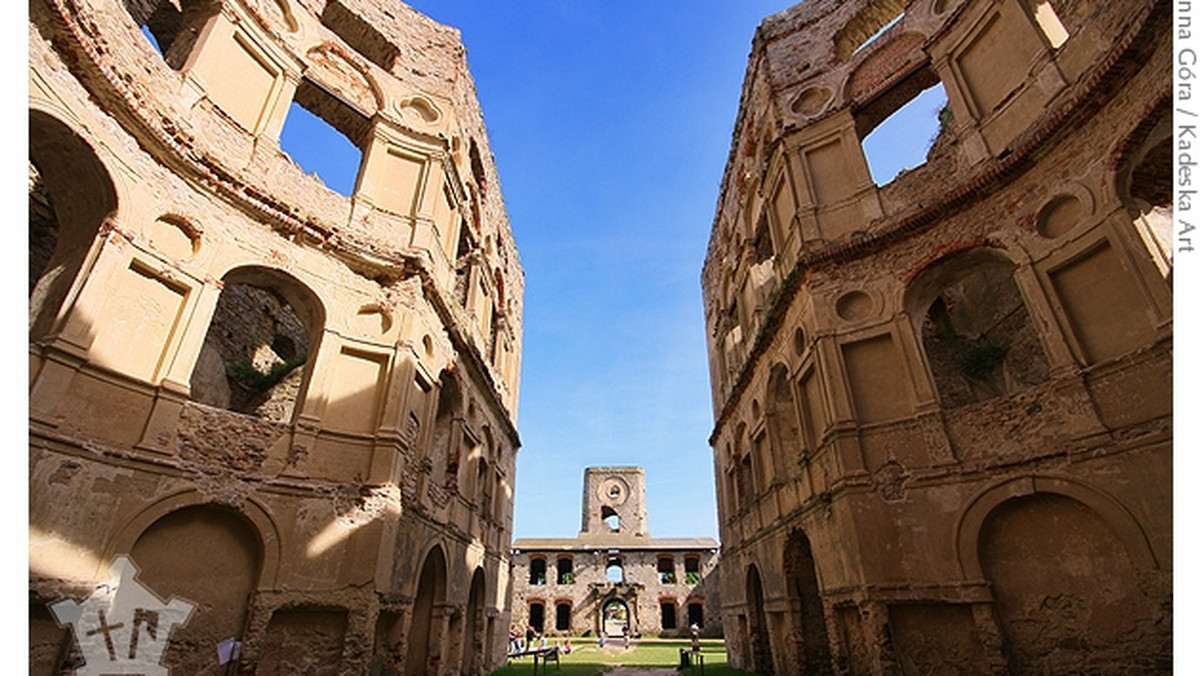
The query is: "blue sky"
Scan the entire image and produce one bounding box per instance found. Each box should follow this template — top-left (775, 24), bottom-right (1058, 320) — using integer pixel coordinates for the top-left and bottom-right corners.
top-left (279, 1), bottom-right (949, 540)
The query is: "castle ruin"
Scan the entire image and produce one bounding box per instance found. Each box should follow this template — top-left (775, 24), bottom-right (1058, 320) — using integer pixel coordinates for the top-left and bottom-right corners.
top-left (510, 467), bottom-right (722, 640)
top-left (702, 0), bottom-right (1171, 673)
top-left (29, 0), bottom-right (522, 673)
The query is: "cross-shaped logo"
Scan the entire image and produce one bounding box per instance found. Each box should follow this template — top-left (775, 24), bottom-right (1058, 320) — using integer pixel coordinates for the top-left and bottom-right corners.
top-left (49, 555), bottom-right (195, 675)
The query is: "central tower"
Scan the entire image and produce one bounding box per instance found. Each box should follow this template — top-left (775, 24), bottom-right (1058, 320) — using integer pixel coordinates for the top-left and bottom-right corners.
top-left (580, 466), bottom-right (648, 538)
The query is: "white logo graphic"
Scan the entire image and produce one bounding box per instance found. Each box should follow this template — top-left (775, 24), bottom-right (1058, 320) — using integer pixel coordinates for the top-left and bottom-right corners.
top-left (49, 555), bottom-right (196, 675)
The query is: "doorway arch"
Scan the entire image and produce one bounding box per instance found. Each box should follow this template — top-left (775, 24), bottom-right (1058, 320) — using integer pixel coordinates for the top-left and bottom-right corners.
top-left (405, 546), bottom-right (447, 676)
top-left (600, 598), bottom-right (630, 637)
top-left (746, 564), bottom-right (774, 674)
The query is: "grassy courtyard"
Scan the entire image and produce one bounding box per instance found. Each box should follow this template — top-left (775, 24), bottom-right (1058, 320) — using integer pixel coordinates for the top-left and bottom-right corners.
top-left (495, 638), bottom-right (751, 676)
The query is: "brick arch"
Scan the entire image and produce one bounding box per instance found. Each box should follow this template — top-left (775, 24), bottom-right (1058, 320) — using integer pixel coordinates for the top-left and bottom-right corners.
top-left (902, 246), bottom-right (1050, 409)
top-left (954, 475), bottom-right (1158, 580)
top-left (189, 264), bottom-right (327, 422)
top-left (28, 106), bottom-right (120, 340)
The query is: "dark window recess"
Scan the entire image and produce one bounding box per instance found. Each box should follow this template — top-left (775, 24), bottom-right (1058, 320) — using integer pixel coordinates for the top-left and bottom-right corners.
top-left (555, 604), bottom-right (571, 631)
top-left (661, 602), bottom-right (677, 630)
top-left (529, 559), bottom-right (546, 585)
top-left (529, 603), bottom-right (544, 634)
top-left (688, 603), bottom-right (704, 628)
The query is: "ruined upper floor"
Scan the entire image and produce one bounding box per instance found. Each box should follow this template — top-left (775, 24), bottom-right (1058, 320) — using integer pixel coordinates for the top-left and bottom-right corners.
top-left (32, 0), bottom-right (524, 413)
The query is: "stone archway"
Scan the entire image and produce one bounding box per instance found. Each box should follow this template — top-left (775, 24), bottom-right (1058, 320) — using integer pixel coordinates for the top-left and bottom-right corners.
top-left (461, 568), bottom-right (486, 676)
top-left (746, 564), bottom-right (774, 675)
top-left (405, 546), bottom-right (447, 676)
top-left (600, 598), bottom-right (630, 637)
top-left (783, 530), bottom-right (832, 675)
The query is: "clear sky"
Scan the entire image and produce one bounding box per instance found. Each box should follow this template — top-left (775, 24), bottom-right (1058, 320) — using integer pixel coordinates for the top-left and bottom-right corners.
top-left (280, 1), bottom-right (950, 540)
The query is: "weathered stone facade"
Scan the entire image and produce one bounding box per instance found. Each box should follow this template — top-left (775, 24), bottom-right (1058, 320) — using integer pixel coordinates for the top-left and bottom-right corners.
top-left (702, 0), bottom-right (1170, 674)
top-left (511, 468), bottom-right (723, 639)
top-left (29, 1), bottom-right (522, 674)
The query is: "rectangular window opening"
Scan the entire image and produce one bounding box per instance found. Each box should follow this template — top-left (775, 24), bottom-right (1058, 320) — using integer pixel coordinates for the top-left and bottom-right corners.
top-left (557, 558), bottom-right (574, 585)
top-left (858, 67), bottom-right (948, 186)
top-left (555, 603), bottom-right (571, 631)
top-left (661, 602), bottom-right (677, 630)
top-left (279, 79), bottom-right (368, 197)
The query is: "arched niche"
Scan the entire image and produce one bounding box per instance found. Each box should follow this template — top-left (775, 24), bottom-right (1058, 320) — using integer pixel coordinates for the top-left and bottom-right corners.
top-left (904, 248), bottom-right (1050, 409)
top-left (765, 363), bottom-right (802, 476)
top-left (29, 109), bottom-right (118, 342)
top-left (963, 478), bottom-right (1165, 672)
top-left (189, 265), bottom-right (324, 423)
top-left (129, 503), bottom-right (264, 675)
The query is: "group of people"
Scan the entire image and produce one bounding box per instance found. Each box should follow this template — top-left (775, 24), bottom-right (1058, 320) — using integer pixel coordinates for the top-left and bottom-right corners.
top-left (507, 626), bottom-right (572, 656)
top-left (507, 622), bottom-right (701, 656)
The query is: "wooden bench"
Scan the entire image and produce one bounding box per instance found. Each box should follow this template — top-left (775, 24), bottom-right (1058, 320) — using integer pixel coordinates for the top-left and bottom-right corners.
top-left (506, 647), bottom-right (559, 676)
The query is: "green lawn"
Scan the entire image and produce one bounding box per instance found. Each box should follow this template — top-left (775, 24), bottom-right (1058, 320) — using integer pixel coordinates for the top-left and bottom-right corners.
top-left (494, 638), bottom-right (753, 676)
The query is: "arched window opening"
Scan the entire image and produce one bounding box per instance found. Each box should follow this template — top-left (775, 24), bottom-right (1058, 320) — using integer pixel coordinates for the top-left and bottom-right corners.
top-left (529, 558), bottom-right (547, 586)
top-left (737, 454), bottom-right (755, 506)
top-left (469, 140), bottom-right (488, 199)
top-left (189, 268), bottom-right (321, 422)
top-left (605, 554), bottom-right (624, 584)
top-left (454, 228), bottom-right (477, 308)
top-left (480, 427), bottom-right (496, 519)
top-left (279, 79), bottom-right (368, 197)
top-left (124, 0), bottom-right (219, 69)
top-left (858, 68), bottom-right (949, 186)
top-left (906, 250), bottom-right (1050, 409)
top-left (130, 504), bottom-right (262, 675)
top-left (687, 603), bottom-right (705, 629)
top-left (658, 557), bottom-right (677, 584)
top-left (29, 112), bottom-right (118, 341)
top-left (555, 603), bottom-right (572, 632)
top-left (1116, 106), bottom-right (1172, 279)
top-left (556, 558), bottom-right (574, 585)
top-left (602, 506), bottom-right (621, 533)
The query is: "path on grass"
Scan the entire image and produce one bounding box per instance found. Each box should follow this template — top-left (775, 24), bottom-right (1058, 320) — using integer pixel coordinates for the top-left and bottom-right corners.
top-left (605, 668), bottom-right (678, 676)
